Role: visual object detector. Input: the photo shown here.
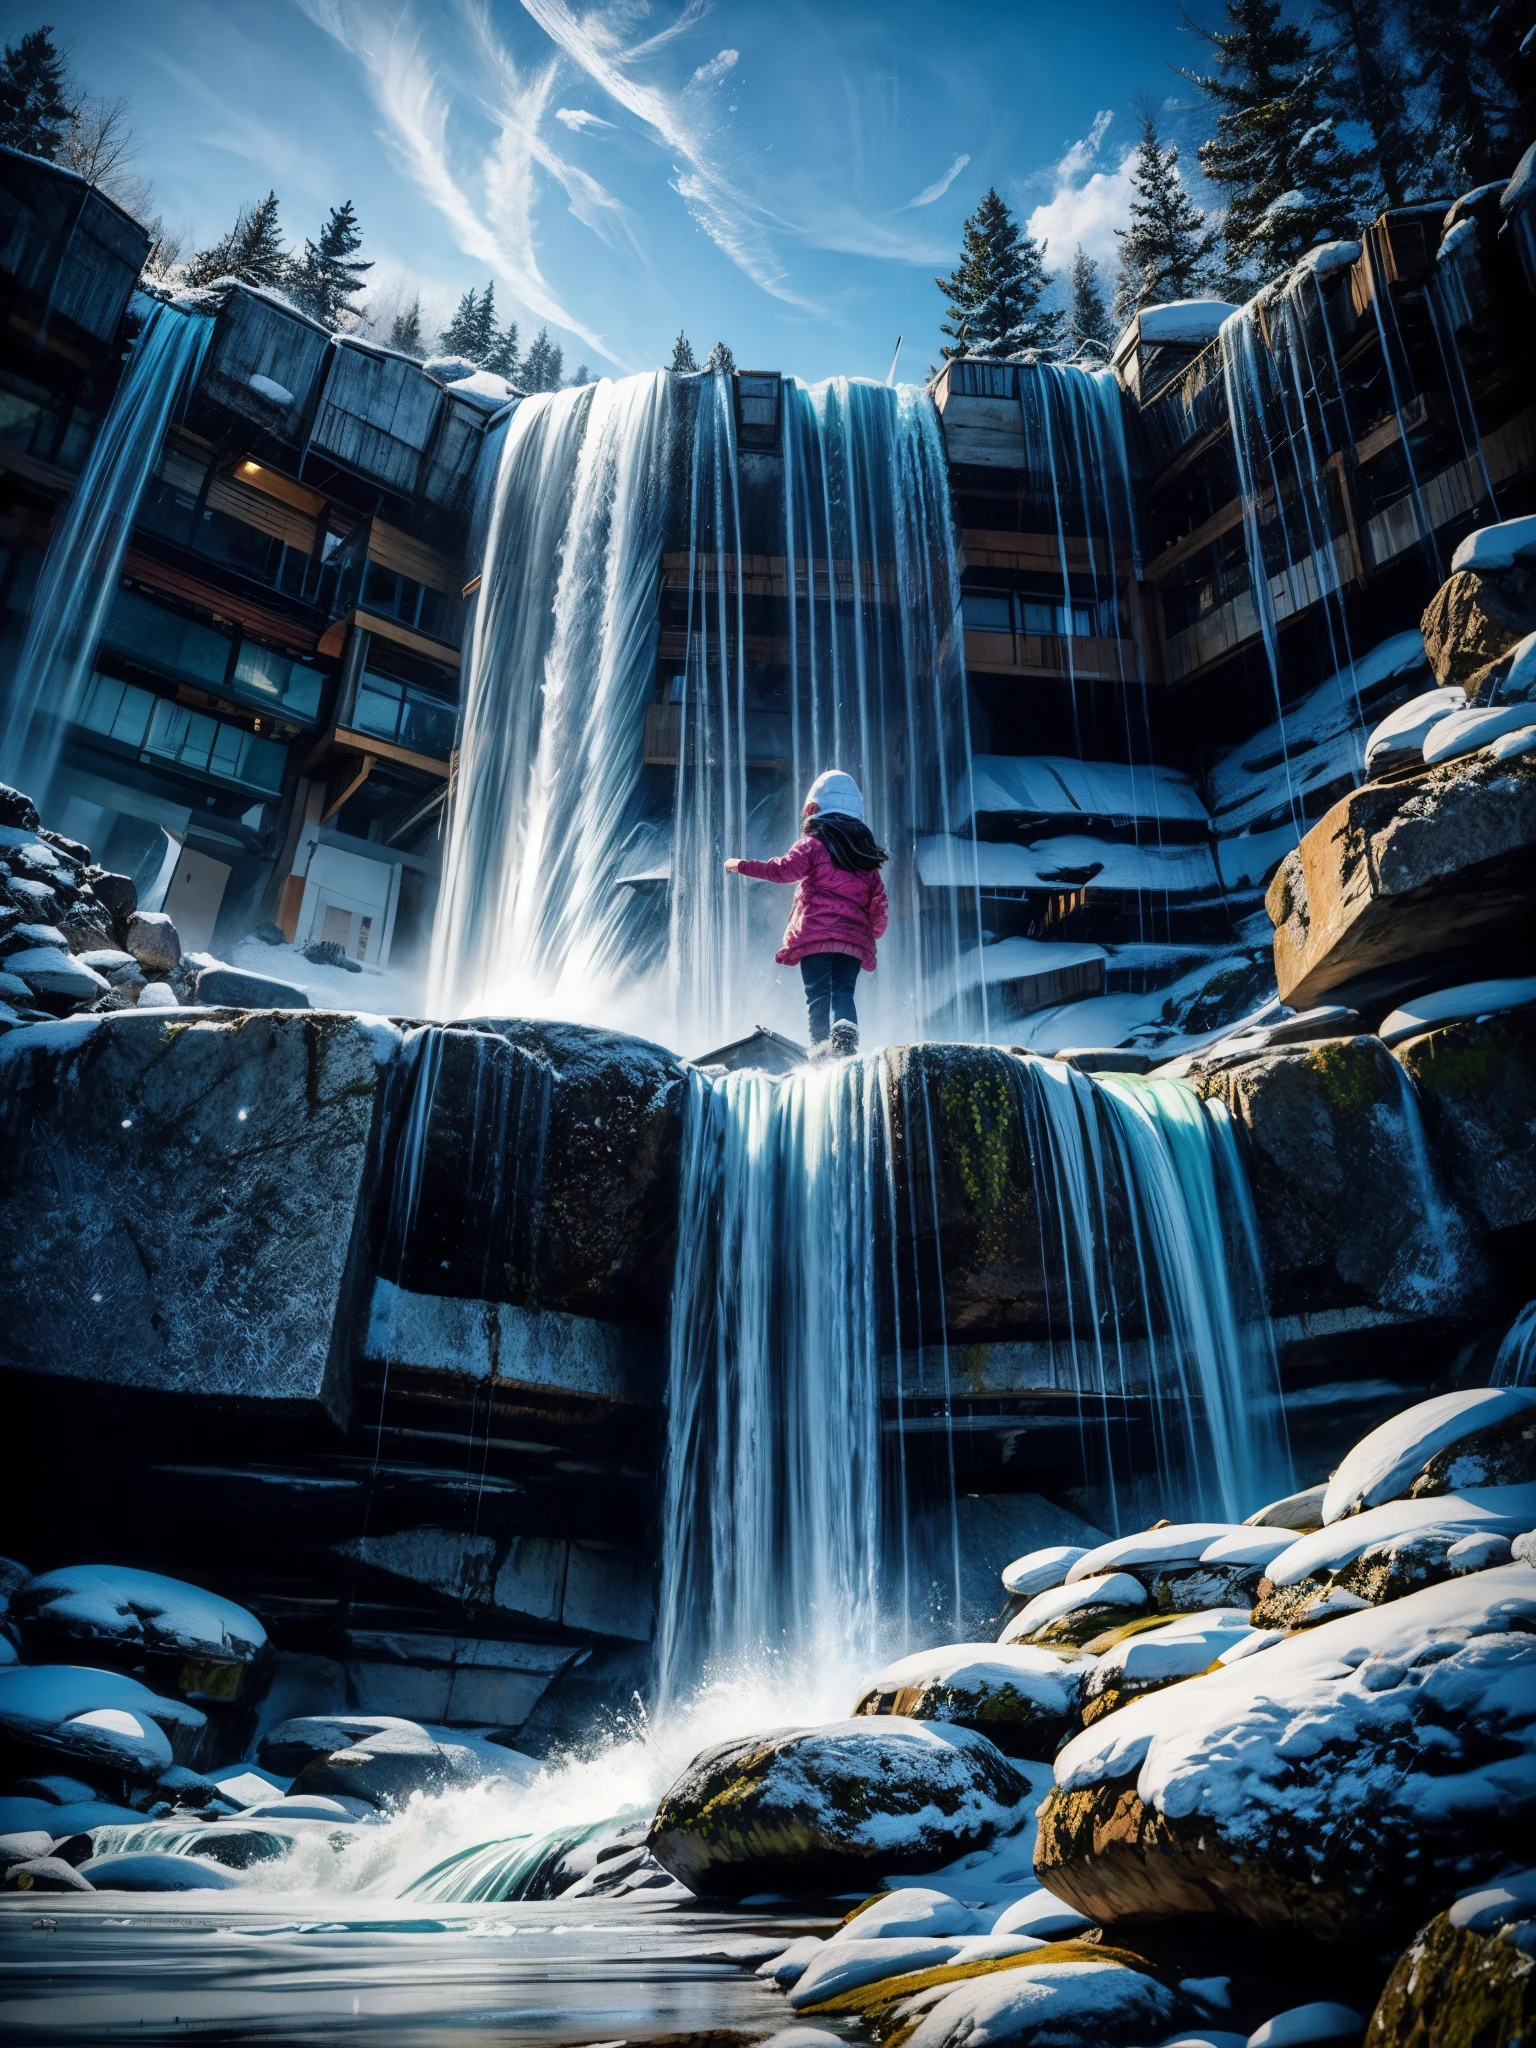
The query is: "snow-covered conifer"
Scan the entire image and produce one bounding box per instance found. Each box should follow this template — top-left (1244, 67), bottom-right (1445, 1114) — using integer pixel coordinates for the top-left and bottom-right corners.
top-left (186, 192), bottom-right (291, 291)
top-left (937, 186), bottom-right (1062, 359)
top-left (1112, 116), bottom-right (1216, 323)
top-left (0, 25), bottom-right (71, 159)
top-left (669, 331), bottom-right (698, 372)
top-left (291, 200), bottom-right (371, 328)
top-left (1067, 247), bottom-right (1115, 357)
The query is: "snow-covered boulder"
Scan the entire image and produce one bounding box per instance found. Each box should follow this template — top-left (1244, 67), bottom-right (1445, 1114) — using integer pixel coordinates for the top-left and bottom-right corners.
top-left (1061, 1524), bottom-right (1278, 1609)
top-left (1393, 1001), bottom-right (1536, 1242)
top-left (1249, 2003), bottom-right (1364, 2046)
top-left (1378, 974), bottom-right (1536, 1046)
top-left (855, 1954), bottom-right (1188, 2048)
top-left (1244, 1482), bottom-right (1327, 1531)
top-left (8, 1566), bottom-right (272, 1709)
top-left (1000, 1573), bottom-right (1148, 1648)
top-left (1001, 1545), bottom-right (1090, 1598)
top-left (1264, 749), bottom-right (1536, 1014)
top-left (0, 1667), bottom-right (205, 1784)
top-left (852, 1642), bottom-right (1089, 1759)
top-left (124, 911), bottom-right (180, 974)
top-left (1422, 701), bottom-right (1536, 764)
top-left (1363, 685), bottom-right (1464, 775)
top-left (1035, 1567), bottom-right (1536, 1944)
top-left (832, 1887), bottom-right (981, 1942)
top-left (1322, 1389), bottom-right (1536, 1521)
top-left (6, 947), bottom-right (108, 1007)
top-left (1365, 1868), bottom-right (1536, 2046)
top-left (77, 1849), bottom-right (245, 1891)
top-left (1419, 564), bottom-right (1536, 695)
top-left (646, 1718), bottom-right (1033, 1898)
top-left (1451, 515), bottom-right (1536, 575)
top-left (1079, 1610), bottom-right (1257, 1725)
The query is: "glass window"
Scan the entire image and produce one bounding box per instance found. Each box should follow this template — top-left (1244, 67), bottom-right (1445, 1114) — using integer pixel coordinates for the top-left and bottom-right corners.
top-left (230, 642), bottom-right (324, 723)
top-left (398, 689), bottom-right (456, 759)
top-left (79, 674), bottom-right (155, 748)
top-left (363, 561), bottom-right (402, 614)
top-left (353, 670), bottom-right (405, 740)
top-left (103, 588), bottom-right (232, 689)
top-left (351, 668), bottom-right (455, 760)
top-left (962, 592), bottom-right (1013, 633)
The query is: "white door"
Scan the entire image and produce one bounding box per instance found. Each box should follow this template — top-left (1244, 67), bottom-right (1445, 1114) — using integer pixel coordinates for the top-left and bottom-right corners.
top-left (161, 846), bottom-right (231, 952)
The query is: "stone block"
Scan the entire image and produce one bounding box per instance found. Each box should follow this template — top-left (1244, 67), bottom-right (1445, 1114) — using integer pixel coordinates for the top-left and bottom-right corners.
top-left (1267, 752), bottom-right (1536, 1010)
top-left (0, 1009), bottom-right (402, 1426)
top-left (1420, 566), bottom-right (1536, 692)
top-left (1392, 1005), bottom-right (1536, 1239)
top-left (378, 1020), bottom-right (689, 1323)
top-left (193, 967), bottom-right (311, 1010)
top-left (124, 911), bottom-right (180, 973)
top-left (1191, 1036), bottom-right (1493, 1324)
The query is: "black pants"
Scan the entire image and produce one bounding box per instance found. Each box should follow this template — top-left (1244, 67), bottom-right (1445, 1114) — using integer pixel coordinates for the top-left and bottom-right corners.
top-left (800, 952), bottom-right (860, 1045)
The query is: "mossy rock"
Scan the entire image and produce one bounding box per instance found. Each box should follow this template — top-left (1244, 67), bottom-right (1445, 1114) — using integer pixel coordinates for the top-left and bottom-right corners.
top-left (1410, 1403), bottom-right (1536, 1494)
top-left (1366, 1907), bottom-right (1536, 2047)
top-left (852, 1662), bottom-right (1082, 1762)
top-left (646, 1717), bottom-right (1031, 1898)
top-left (1022, 1602), bottom-right (1141, 1651)
top-left (1394, 1007), bottom-right (1536, 1239)
top-left (1144, 1561), bottom-right (1265, 1612)
top-left (797, 1934), bottom-right (1156, 2026)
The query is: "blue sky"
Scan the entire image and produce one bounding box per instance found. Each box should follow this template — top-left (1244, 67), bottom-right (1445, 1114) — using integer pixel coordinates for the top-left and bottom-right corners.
top-left (16, 0), bottom-right (1228, 381)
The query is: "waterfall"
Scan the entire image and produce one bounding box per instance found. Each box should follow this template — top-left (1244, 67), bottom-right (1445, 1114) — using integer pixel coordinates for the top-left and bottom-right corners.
top-left (655, 1057), bottom-right (888, 1702)
top-left (1492, 1301), bottom-right (1536, 1387)
top-left (431, 370), bottom-right (979, 1054)
top-left (0, 296), bottom-right (213, 796)
top-left (1218, 272), bottom-right (1361, 826)
top-left (655, 1050), bottom-right (1289, 1698)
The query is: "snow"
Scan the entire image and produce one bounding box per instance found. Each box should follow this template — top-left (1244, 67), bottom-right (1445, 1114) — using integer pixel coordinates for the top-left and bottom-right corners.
top-left (1490, 724), bottom-right (1536, 760)
top-left (829, 1887), bottom-right (981, 1942)
top-left (1298, 240), bottom-right (1363, 275)
top-left (899, 1960), bottom-right (1182, 2048)
top-left (960, 757), bottom-right (1207, 830)
top-left (1378, 975), bottom-right (1536, 1045)
top-left (15, 1565), bottom-right (267, 1662)
top-left (0, 1666), bottom-right (204, 1746)
top-left (1438, 217), bottom-right (1479, 260)
top-left (866, 1643), bottom-right (1084, 1717)
top-left (438, 368), bottom-right (519, 412)
top-left (225, 931), bottom-right (422, 1016)
top-left (1215, 823), bottom-right (1301, 891)
top-left (0, 825), bottom-right (61, 866)
top-left (788, 1935), bottom-right (972, 2008)
top-left (7, 948), bottom-right (108, 999)
top-left (79, 1849), bottom-right (246, 1891)
top-left (206, 1766), bottom-right (289, 1807)
top-left (1423, 702), bottom-right (1536, 763)
top-left (1136, 301), bottom-right (1240, 345)
top-left (1054, 1565), bottom-right (1536, 1858)
top-left (918, 834), bottom-right (1218, 895)
top-left (758, 1936), bottom-right (825, 1984)
top-left (1246, 2004), bottom-right (1364, 2047)
top-left (1067, 1525), bottom-right (1241, 1581)
top-left (1001, 1545), bottom-right (1091, 1597)
top-left (1199, 1529), bottom-right (1297, 1567)
top-left (138, 981), bottom-right (178, 1008)
top-left (990, 1889), bottom-right (1092, 1939)
top-left (1450, 513), bottom-right (1536, 572)
top-left (246, 373), bottom-right (295, 407)
top-left (1092, 1611), bottom-right (1256, 1685)
top-left (1209, 631), bottom-right (1428, 831)
top-left (1272, 1484), bottom-right (1536, 1585)
top-left (1322, 1389), bottom-right (1536, 1521)
top-left (1501, 630), bottom-right (1536, 699)
top-left (1449, 1866), bottom-right (1536, 1932)
top-left (999, 1572), bottom-right (1146, 1642)
top-left (1365, 686), bottom-right (1466, 771)
top-left (964, 938), bottom-right (1108, 992)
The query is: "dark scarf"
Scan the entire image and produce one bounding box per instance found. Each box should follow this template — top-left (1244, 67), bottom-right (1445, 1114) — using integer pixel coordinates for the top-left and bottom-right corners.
top-left (809, 812), bottom-right (888, 872)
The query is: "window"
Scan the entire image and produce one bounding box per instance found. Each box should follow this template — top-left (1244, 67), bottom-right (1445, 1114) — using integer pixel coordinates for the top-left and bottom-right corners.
top-left (77, 672), bottom-right (286, 794)
top-left (962, 588), bottom-right (1121, 640)
top-left (351, 669), bottom-right (456, 761)
top-left (360, 560), bottom-right (459, 646)
top-left (101, 590), bottom-right (325, 728)
top-left (962, 592), bottom-right (1013, 633)
top-left (229, 642), bottom-right (324, 723)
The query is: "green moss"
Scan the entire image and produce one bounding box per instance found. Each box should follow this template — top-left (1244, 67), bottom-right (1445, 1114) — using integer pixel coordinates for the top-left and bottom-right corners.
top-left (804, 1937), bottom-right (1145, 2030)
top-left (1365, 1912), bottom-right (1535, 2048)
top-left (1308, 1040), bottom-right (1386, 1122)
top-left (937, 1062), bottom-right (1018, 1265)
top-left (1403, 1024), bottom-right (1536, 1109)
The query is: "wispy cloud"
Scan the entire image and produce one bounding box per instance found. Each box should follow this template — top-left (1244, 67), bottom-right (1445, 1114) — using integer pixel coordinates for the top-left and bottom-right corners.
top-left (905, 151), bottom-right (970, 209)
top-left (291, 0), bottom-right (627, 365)
top-left (1025, 109), bottom-right (1133, 270)
top-left (555, 106), bottom-right (612, 130)
top-left (690, 48), bottom-right (737, 86)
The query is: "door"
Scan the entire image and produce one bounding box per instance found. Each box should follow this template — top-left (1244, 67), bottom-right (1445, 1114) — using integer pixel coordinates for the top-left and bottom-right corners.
top-left (161, 846), bottom-right (231, 952)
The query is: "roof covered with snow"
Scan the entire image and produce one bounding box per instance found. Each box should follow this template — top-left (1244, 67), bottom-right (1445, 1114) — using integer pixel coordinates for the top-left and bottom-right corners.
top-left (918, 834), bottom-right (1219, 896)
top-left (960, 756), bottom-right (1208, 829)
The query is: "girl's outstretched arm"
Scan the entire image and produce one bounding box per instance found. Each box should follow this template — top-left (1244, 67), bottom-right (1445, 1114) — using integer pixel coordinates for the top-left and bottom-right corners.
top-left (870, 870), bottom-right (890, 939)
top-left (730, 839), bottom-right (815, 884)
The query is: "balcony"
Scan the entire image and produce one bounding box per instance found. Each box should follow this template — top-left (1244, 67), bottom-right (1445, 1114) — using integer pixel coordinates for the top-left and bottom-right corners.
top-left (77, 672), bottom-right (289, 796)
top-left (100, 585), bottom-right (326, 726)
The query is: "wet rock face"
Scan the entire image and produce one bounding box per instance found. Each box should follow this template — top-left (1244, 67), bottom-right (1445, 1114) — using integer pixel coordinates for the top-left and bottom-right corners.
top-left (1191, 1037), bottom-right (1492, 1323)
top-left (1365, 1903), bottom-right (1536, 2047)
top-left (1266, 753), bottom-right (1536, 1011)
top-left (881, 1043), bottom-right (1142, 1342)
top-left (380, 1019), bottom-right (689, 1324)
top-left (1420, 565), bottom-right (1536, 694)
top-left (0, 1009), bottom-right (400, 1426)
top-left (1393, 1007), bottom-right (1536, 1240)
top-left (647, 1717), bottom-right (1031, 1898)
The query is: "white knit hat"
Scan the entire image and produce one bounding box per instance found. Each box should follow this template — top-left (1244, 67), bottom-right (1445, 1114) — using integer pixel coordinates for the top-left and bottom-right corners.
top-left (804, 769), bottom-right (865, 821)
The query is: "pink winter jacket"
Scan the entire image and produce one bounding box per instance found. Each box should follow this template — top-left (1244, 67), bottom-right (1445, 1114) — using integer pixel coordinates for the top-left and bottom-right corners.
top-left (735, 835), bottom-right (889, 971)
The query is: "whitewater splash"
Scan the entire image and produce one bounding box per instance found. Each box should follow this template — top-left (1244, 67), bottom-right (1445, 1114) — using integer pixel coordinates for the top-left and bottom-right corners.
top-left (0, 295), bottom-right (212, 797)
top-left (430, 370), bottom-right (980, 1054)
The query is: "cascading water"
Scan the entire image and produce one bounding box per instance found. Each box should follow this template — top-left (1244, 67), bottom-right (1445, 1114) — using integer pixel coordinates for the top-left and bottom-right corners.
top-left (1492, 1301), bottom-right (1536, 1386)
top-left (431, 370), bottom-right (980, 1053)
top-left (1218, 266), bottom-right (1362, 828)
top-left (0, 295), bottom-right (212, 795)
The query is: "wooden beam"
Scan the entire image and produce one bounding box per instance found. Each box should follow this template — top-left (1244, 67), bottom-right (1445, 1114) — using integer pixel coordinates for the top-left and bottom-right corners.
top-left (0, 444), bottom-right (75, 497)
top-left (1142, 498), bottom-right (1247, 583)
top-left (333, 726), bottom-right (451, 779)
top-left (322, 751), bottom-right (375, 822)
top-left (318, 606), bottom-right (462, 668)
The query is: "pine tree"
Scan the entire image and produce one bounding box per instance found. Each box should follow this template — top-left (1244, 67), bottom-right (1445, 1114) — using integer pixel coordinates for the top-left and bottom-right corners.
top-left (186, 191), bottom-right (290, 290)
top-left (1066, 247), bottom-right (1115, 357)
top-left (1113, 115), bottom-right (1217, 322)
top-left (484, 319), bottom-right (520, 381)
top-left (1184, 0), bottom-right (1368, 282)
top-left (568, 362), bottom-right (591, 387)
top-left (1316, 0), bottom-right (1419, 209)
top-left (291, 200), bottom-right (371, 328)
top-left (521, 328), bottom-right (564, 390)
top-left (1403, 0), bottom-right (1520, 190)
top-left (438, 288), bottom-right (482, 360)
top-left (937, 186), bottom-right (1062, 360)
top-left (0, 25), bottom-right (72, 158)
top-left (389, 299), bottom-right (423, 357)
top-left (669, 330), bottom-right (697, 371)
top-left (705, 339), bottom-right (736, 373)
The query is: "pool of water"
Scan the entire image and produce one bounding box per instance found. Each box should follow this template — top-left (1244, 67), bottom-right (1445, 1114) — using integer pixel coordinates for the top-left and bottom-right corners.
top-left (0, 1894), bottom-right (830, 2045)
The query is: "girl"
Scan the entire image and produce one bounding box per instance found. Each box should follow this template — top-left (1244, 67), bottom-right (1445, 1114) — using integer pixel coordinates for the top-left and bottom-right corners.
top-left (725, 769), bottom-right (889, 1056)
